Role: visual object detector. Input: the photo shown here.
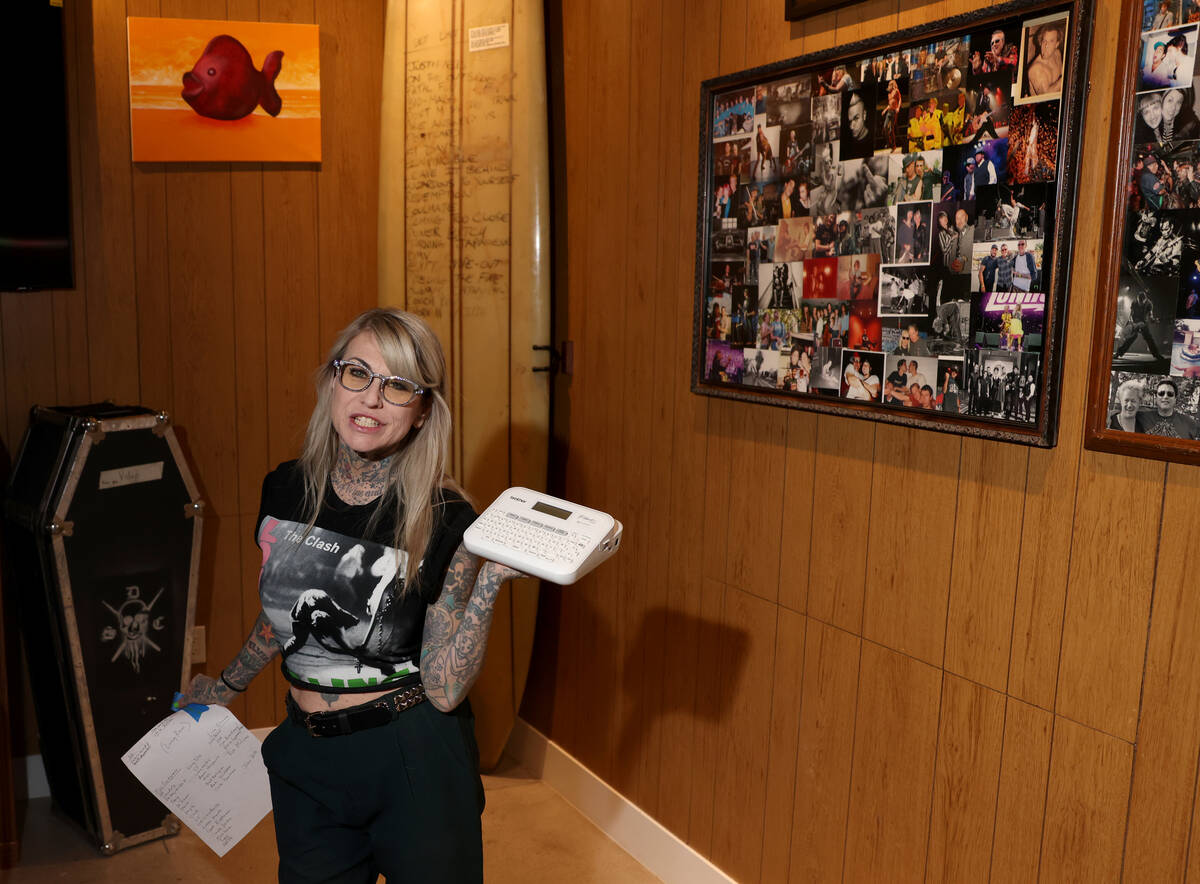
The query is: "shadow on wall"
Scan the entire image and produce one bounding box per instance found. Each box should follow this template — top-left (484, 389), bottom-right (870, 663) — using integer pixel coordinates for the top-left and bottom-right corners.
top-left (615, 604), bottom-right (751, 769)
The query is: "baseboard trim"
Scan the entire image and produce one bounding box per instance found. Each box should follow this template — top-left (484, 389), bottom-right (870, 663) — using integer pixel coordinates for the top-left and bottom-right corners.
top-left (504, 718), bottom-right (733, 884)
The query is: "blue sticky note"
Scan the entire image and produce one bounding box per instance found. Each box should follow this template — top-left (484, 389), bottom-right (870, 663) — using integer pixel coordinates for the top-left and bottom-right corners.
top-left (171, 692), bottom-right (208, 722)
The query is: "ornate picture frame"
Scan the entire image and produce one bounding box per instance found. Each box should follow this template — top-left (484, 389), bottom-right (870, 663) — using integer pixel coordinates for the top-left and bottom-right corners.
top-left (693, 0), bottom-right (1095, 447)
top-left (1085, 0), bottom-right (1200, 464)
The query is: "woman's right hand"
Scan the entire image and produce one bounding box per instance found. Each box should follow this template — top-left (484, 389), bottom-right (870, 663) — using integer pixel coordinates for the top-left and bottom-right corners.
top-left (174, 673), bottom-right (238, 709)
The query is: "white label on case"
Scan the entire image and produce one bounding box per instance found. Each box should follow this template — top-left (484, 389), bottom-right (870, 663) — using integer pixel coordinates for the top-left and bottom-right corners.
top-left (99, 461), bottom-right (164, 490)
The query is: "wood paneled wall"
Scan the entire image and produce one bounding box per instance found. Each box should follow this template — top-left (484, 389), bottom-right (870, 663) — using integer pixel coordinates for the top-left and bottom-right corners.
top-left (522, 0), bottom-right (1200, 880)
top-left (0, 0), bottom-right (384, 751)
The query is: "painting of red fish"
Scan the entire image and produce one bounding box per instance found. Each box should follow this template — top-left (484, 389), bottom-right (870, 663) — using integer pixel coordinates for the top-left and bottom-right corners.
top-left (127, 17), bottom-right (321, 162)
top-left (182, 35), bottom-right (283, 120)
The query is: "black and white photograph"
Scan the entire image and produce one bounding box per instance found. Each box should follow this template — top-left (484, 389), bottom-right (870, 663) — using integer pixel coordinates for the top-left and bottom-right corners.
top-left (879, 264), bottom-right (930, 315)
top-left (965, 349), bottom-right (1040, 421)
top-left (812, 93), bottom-right (842, 142)
top-left (1105, 371), bottom-right (1200, 438)
top-left (757, 260), bottom-right (804, 311)
top-left (840, 349), bottom-right (883, 400)
top-left (808, 345), bottom-right (843, 393)
top-left (837, 156), bottom-right (890, 210)
top-left (840, 88), bottom-right (875, 159)
top-left (1111, 270), bottom-right (1176, 372)
top-left (766, 75), bottom-right (813, 127)
top-left (1016, 11), bottom-right (1069, 103)
top-left (1125, 208), bottom-right (1183, 274)
top-left (742, 346), bottom-right (782, 388)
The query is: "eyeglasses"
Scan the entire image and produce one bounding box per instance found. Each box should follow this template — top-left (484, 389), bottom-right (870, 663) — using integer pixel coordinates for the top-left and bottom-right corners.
top-left (332, 360), bottom-right (424, 406)
top-left (1157, 389), bottom-right (1177, 397)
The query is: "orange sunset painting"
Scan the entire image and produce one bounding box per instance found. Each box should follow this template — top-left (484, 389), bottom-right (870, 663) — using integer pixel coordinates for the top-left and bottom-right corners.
top-left (127, 17), bottom-right (320, 162)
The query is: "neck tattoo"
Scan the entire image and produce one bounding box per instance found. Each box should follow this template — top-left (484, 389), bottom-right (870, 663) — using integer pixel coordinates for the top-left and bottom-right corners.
top-left (331, 441), bottom-right (392, 505)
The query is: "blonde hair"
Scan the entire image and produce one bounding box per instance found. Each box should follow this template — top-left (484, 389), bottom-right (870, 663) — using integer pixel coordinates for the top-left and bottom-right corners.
top-left (298, 308), bottom-right (461, 592)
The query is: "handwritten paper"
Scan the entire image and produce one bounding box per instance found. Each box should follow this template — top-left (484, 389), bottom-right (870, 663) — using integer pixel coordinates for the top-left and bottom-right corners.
top-left (121, 705), bottom-right (272, 857)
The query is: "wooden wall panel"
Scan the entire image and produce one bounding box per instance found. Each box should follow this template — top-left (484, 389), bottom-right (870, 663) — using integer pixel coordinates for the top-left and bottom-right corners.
top-left (1040, 718), bottom-right (1133, 883)
top-left (758, 607), bottom-right (805, 882)
top-left (862, 425), bottom-right (960, 666)
top-left (787, 618), bottom-right (859, 883)
top-left (944, 439), bottom-right (1028, 690)
top-left (1123, 462), bottom-right (1200, 882)
top-left (843, 642), bottom-right (941, 883)
top-left (926, 674), bottom-right (1005, 883)
top-left (990, 698), bottom-right (1053, 884)
top-left (709, 587), bottom-right (776, 882)
top-left (777, 411), bottom-right (817, 612)
top-left (805, 418), bottom-right (873, 632)
top-left (1054, 451), bottom-right (1163, 741)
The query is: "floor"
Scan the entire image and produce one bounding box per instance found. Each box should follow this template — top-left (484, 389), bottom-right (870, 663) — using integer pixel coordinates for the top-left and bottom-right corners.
top-left (5, 755), bottom-right (661, 883)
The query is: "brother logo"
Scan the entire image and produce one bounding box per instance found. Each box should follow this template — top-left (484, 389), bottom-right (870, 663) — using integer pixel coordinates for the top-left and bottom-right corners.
top-left (511, 495), bottom-right (528, 503)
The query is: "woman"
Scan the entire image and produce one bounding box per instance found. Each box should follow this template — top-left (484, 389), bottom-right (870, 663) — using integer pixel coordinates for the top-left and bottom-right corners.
top-left (1160, 88), bottom-right (1200, 140)
top-left (177, 309), bottom-right (522, 882)
top-left (1109, 378), bottom-right (1142, 431)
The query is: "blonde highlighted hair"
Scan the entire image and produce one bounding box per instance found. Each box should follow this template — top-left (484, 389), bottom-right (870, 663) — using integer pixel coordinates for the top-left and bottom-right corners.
top-left (298, 308), bottom-right (462, 592)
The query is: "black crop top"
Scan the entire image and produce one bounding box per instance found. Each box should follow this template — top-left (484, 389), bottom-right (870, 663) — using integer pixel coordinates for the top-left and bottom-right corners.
top-left (256, 461), bottom-right (476, 693)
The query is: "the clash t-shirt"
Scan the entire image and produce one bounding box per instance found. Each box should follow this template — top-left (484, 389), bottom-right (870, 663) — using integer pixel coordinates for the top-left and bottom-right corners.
top-left (256, 461), bottom-right (476, 693)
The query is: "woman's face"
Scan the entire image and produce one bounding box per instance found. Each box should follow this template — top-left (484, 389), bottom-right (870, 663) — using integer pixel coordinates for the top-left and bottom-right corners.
top-left (1119, 389), bottom-right (1140, 416)
top-left (1163, 90), bottom-right (1185, 120)
top-left (331, 331), bottom-right (426, 460)
top-left (1141, 99), bottom-right (1164, 129)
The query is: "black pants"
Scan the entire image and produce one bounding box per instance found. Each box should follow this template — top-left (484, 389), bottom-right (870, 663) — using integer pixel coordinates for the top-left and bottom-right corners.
top-left (261, 698), bottom-right (485, 883)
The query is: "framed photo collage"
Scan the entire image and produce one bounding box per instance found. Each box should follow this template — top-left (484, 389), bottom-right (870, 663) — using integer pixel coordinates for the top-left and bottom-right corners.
top-left (1085, 0), bottom-right (1200, 460)
top-left (693, 0), bottom-right (1094, 446)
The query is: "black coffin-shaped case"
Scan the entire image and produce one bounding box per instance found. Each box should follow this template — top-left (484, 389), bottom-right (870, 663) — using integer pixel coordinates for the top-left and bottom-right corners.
top-left (4, 404), bottom-right (203, 854)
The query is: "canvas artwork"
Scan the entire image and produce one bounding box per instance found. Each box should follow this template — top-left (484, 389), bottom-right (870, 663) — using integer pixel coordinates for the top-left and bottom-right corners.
top-left (694, 0), bottom-right (1091, 445)
top-left (127, 17), bottom-right (321, 162)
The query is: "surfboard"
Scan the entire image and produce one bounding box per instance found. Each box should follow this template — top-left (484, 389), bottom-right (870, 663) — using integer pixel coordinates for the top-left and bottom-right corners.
top-left (379, 0), bottom-right (550, 771)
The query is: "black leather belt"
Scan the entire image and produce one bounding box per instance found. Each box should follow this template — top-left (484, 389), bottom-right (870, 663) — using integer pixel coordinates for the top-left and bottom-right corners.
top-left (286, 683), bottom-right (426, 738)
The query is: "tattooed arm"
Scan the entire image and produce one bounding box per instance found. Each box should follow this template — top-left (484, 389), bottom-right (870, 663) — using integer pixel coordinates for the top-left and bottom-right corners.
top-left (420, 545), bottom-right (524, 712)
top-left (176, 610), bottom-right (282, 706)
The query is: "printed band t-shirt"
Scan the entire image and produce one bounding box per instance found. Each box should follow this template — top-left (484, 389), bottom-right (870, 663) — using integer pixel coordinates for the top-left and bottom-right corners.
top-left (256, 461), bottom-right (476, 693)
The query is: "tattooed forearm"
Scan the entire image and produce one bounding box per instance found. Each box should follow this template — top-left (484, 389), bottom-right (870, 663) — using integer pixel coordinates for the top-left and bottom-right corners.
top-left (221, 611), bottom-right (282, 689)
top-left (421, 546), bottom-right (521, 711)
